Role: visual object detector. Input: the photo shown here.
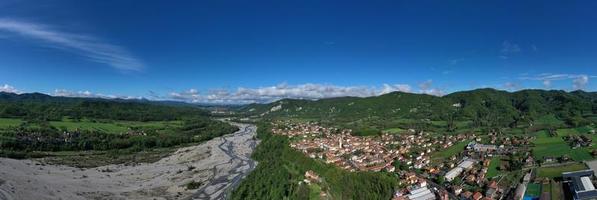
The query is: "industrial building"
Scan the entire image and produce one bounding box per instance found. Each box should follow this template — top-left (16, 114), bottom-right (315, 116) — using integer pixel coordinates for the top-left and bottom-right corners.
top-left (444, 159), bottom-right (476, 182)
top-left (562, 169), bottom-right (597, 200)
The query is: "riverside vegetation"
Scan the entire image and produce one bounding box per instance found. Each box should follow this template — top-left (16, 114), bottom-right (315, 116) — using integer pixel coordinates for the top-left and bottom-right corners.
top-left (0, 92), bottom-right (238, 167)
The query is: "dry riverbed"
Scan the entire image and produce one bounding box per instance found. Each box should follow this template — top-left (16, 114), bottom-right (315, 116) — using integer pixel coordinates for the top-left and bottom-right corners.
top-left (0, 123), bottom-right (257, 200)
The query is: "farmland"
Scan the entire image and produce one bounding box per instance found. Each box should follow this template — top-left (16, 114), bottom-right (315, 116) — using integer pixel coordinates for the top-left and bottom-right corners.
top-left (49, 120), bottom-right (183, 133)
top-left (532, 130), bottom-right (592, 161)
top-left (0, 117), bottom-right (184, 134)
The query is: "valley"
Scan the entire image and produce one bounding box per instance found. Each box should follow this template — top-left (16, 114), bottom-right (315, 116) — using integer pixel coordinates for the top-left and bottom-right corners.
top-left (0, 122), bottom-right (257, 200)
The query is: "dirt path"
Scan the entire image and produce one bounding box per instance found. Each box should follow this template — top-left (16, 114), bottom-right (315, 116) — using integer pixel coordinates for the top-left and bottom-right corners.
top-left (0, 122), bottom-right (257, 200)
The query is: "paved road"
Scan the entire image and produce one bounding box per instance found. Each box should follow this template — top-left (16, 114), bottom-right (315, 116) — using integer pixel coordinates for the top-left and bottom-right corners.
top-left (189, 123), bottom-right (258, 200)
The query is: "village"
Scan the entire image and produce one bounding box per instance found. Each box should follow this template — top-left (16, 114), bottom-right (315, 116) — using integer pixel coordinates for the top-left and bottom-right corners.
top-left (272, 121), bottom-right (597, 200)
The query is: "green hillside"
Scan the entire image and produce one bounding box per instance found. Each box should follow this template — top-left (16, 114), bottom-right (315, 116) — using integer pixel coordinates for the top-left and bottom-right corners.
top-left (0, 92), bottom-right (238, 164)
top-left (240, 89), bottom-right (596, 131)
top-left (0, 92), bottom-right (207, 121)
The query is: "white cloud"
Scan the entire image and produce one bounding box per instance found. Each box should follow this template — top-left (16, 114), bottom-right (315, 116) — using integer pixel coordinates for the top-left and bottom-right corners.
top-left (420, 88), bottom-right (445, 96)
top-left (380, 84), bottom-right (411, 94)
top-left (0, 84), bottom-right (19, 93)
top-left (542, 80), bottom-right (551, 88)
top-left (503, 82), bottom-right (521, 91)
top-left (53, 89), bottom-right (140, 99)
top-left (0, 18), bottom-right (143, 71)
top-left (520, 73), bottom-right (594, 90)
top-left (418, 80), bottom-right (433, 90)
top-left (415, 80), bottom-right (445, 96)
top-left (167, 83), bottom-right (420, 104)
top-left (573, 75), bottom-right (589, 90)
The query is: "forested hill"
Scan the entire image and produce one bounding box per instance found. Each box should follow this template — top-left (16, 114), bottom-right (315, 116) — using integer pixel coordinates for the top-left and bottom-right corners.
top-left (0, 92), bottom-right (207, 121)
top-left (240, 89), bottom-right (597, 128)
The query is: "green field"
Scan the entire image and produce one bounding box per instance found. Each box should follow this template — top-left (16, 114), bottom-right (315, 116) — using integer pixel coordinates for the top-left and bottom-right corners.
top-left (49, 121), bottom-right (129, 133)
top-left (486, 157), bottom-right (502, 178)
top-left (308, 184), bottom-right (322, 200)
top-left (534, 114), bottom-right (566, 127)
top-left (383, 127), bottom-right (404, 134)
top-left (550, 181), bottom-right (563, 199)
top-left (575, 126), bottom-right (595, 134)
top-left (431, 140), bottom-right (470, 161)
top-left (532, 130), bottom-right (592, 161)
top-left (526, 183), bottom-right (541, 197)
top-left (537, 163), bottom-right (588, 178)
top-left (0, 117), bottom-right (183, 134)
top-left (51, 120), bottom-right (183, 133)
top-left (0, 118), bottom-right (23, 128)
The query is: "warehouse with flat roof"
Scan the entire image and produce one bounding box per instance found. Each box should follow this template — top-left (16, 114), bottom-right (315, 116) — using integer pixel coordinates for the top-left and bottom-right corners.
top-left (562, 169), bottom-right (597, 200)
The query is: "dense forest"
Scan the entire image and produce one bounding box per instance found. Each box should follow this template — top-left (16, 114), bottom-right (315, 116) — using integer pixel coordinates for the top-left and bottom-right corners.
top-left (0, 92), bottom-right (207, 121)
top-left (231, 122), bottom-right (397, 200)
top-left (240, 89), bottom-right (597, 130)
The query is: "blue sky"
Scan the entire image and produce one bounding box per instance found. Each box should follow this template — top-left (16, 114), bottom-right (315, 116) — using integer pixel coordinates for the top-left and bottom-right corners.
top-left (0, 0), bottom-right (596, 103)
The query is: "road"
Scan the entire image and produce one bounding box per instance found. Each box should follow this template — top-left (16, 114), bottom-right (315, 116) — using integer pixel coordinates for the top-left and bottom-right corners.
top-left (190, 123), bottom-right (258, 200)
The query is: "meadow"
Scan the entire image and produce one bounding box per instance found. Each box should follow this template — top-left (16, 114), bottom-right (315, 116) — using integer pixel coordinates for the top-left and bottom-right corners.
top-left (383, 127), bottom-right (404, 134)
top-left (0, 118), bottom-right (23, 129)
top-left (532, 130), bottom-right (592, 161)
top-left (0, 117), bottom-right (183, 134)
top-left (486, 157), bottom-right (502, 178)
top-left (50, 120), bottom-right (183, 133)
top-left (534, 114), bottom-right (566, 127)
top-left (431, 140), bottom-right (470, 161)
top-left (536, 163), bottom-right (587, 178)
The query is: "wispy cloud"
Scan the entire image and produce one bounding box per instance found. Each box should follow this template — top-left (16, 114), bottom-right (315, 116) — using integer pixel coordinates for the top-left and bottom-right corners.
top-left (500, 40), bottom-right (521, 59)
top-left (503, 82), bottom-right (521, 91)
top-left (416, 80), bottom-right (445, 96)
top-left (380, 84), bottom-right (411, 94)
top-left (501, 40), bottom-right (521, 54)
top-left (520, 73), bottom-right (595, 90)
top-left (418, 80), bottom-right (433, 90)
top-left (0, 18), bottom-right (143, 71)
top-left (449, 58), bottom-right (464, 65)
top-left (54, 89), bottom-right (141, 99)
top-left (0, 84), bottom-right (20, 93)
